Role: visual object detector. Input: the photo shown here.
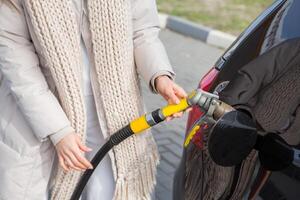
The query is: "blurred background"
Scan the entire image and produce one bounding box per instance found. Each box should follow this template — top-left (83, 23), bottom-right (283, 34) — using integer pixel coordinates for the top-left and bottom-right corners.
top-left (157, 0), bottom-right (273, 35)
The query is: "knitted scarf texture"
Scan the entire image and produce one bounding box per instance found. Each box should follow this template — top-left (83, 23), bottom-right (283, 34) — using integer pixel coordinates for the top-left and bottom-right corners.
top-left (24, 0), bottom-right (159, 199)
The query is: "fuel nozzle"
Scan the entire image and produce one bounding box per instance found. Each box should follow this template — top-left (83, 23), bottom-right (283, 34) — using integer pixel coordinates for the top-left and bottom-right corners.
top-left (187, 89), bottom-right (234, 120)
top-left (184, 89), bottom-right (235, 147)
top-left (186, 90), bottom-right (300, 171)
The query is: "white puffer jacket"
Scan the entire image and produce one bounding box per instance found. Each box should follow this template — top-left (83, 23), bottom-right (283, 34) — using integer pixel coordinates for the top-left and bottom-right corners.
top-left (0, 0), bottom-right (174, 199)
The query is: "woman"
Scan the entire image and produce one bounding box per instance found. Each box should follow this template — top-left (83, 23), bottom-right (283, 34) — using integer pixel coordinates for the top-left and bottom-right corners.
top-left (0, 0), bottom-right (187, 199)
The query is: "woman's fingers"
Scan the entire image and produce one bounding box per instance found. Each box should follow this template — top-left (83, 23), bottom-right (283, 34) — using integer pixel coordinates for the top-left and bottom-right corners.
top-left (55, 133), bottom-right (93, 171)
top-left (186, 107), bottom-right (193, 112)
top-left (155, 76), bottom-right (190, 121)
top-left (166, 116), bottom-right (173, 121)
top-left (73, 149), bottom-right (93, 170)
top-left (173, 83), bottom-right (187, 99)
top-left (58, 155), bottom-right (69, 172)
top-left (65, 150), bottom-right (87, 170)
top-left (173, 112), bottom-right (183, 118)
top-left (77, 139), bottom-right (92, 152)
top-left (164, 94), bottom-right (183, 120)
top-left (63, 154), bottom-right (82, 171)
top-left (76, 139), bottom-right (93, 169)
top-left (172, 84), bottom-right (189, 118)
top-left (165, 89), bottom-right (180, 105)
top-left (59, 150), bottom-right (92, 171)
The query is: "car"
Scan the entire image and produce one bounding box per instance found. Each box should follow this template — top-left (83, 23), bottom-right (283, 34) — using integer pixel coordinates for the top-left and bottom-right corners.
top-left (174, 0), bottom-right (300, 199)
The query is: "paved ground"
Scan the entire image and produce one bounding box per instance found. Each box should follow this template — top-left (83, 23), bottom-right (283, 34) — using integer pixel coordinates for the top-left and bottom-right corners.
top-left (140, 29), bottom-right (224, 200)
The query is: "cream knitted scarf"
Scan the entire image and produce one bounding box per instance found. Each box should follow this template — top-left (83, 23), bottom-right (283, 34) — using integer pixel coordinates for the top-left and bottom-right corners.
top-left (24, 0), bottom-right (159, 199)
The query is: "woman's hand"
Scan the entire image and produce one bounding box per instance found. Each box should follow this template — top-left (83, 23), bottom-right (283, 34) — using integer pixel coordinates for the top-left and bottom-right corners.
top-left (55, 133), bottom-right (93, 172)
top-left (155, 75), bottom-right (191, 121)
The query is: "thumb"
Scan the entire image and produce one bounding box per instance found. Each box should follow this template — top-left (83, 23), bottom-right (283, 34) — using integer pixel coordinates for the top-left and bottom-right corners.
top-left (166, 89), bottom-right (180, 104)
top-left (173, 84), bottom-right (187, 99)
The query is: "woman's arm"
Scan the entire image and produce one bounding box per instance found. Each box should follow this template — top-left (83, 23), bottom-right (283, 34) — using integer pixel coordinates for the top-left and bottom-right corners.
top-left (0, 1), bottom-right (93, 171)
top-left (132, 0), bottom-right (175, 93)
top-left (132, 0), bottom-right (189, 119)
top-left (0, 1), bottom-right (74, 144)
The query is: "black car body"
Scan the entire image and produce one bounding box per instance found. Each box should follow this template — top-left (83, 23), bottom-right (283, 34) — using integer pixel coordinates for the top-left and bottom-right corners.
top-left (175, 0), bottom-right (300, 199)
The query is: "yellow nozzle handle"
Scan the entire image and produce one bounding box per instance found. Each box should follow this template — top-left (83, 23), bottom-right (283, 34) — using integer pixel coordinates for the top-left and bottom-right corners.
top-left (130, 98), bottom-right (191, 134)
top-left (161, 99), bottom-right (190, 118)
top-left (130, 115), bottom-right (151, 133)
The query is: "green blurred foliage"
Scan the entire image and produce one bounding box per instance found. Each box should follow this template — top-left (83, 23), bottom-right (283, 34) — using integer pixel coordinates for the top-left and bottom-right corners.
top-left (157, 0), bottom-right (274, 35)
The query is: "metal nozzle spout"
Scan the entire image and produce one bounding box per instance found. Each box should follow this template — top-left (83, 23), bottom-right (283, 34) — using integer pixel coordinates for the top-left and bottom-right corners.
top-left (187, 89), bottom-right (219, 111)
top-left (213, 101), bottom-right (235, 120)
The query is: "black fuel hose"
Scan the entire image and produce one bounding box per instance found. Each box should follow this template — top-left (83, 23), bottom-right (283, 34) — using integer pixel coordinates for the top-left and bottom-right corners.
top-left (69, 90), bottom-right (203, 199)
top-left (69, 106), bottom-right (180, 199)
top-left (70, 125), bottom-right (134, 200)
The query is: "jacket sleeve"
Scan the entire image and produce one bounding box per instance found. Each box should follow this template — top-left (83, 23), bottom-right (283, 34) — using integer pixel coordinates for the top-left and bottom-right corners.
top-left (0, 1), bottom-right (74, 145)
top-left (132, 0), bottom-right (175, 93)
